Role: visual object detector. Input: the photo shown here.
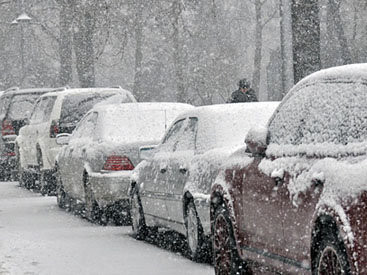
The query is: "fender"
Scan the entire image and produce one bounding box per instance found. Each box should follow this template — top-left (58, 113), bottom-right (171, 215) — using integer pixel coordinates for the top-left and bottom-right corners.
top-left (312, 203), bottom-right (359, 273)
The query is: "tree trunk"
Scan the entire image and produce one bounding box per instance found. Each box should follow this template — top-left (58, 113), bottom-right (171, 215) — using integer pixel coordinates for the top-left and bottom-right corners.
top-left (73, 4), bottom-right (96, 88)
top-left (59, 0), bottom-right (73, 86)
top-left (172, 0), bottom-right (186, 103)
top-left (291, 0), bottom-right (321, 83)
top-left (252, 1), bottom-right (262, 98)
top-left (327, 0), bottom-right (352, 64)
top-left (132, 0), bottom-right (144, 100)
top-left (279, 0), bottom-right (294, 97)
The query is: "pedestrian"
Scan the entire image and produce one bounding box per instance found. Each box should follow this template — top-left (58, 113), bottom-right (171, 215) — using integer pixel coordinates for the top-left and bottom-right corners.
top-left (228, 78), bottom-right (258, 103)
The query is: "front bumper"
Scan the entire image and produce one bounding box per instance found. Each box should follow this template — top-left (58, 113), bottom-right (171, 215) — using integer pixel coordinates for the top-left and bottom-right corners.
top-left (89, 170), bottom-right (132, 208)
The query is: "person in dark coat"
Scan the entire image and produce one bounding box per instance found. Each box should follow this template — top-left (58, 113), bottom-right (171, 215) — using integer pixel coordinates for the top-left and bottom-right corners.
top-left (228, 78), bottom-right (258, 103)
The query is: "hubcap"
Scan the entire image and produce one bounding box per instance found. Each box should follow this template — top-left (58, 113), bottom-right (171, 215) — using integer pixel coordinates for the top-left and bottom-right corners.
top-left (131, 193), bottom-right (141, 233)
top-left (318, 246), bottom-right (343, 275)
top-left (187, 206), bottom-right (198, 254)
top-left (214, 214), bottom-right (232, 275)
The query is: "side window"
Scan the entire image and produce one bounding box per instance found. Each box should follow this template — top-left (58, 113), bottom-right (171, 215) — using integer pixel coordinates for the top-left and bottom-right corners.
top-left (30, 97), bottom-right (56, 124)
top-left (72, 112), bottom-right (98, 141)
top-left (268, 88), bottom-right (311, 145)
top-left (160, 119), bottom-right (186, 152)
top-left (175, 117), bottom-right (198, 151)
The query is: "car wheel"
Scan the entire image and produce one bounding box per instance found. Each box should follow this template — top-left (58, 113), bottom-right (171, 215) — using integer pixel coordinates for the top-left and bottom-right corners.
top-left (130, 187), bottom-right (147, 240)
top-left (213, 204), bottom-right (247, 275)
top-left (56, 171), bottom-right (70, 210)
top-left (84, 173), bottom-right (105, 225)
top-left (185, 201), bottom-right (205, 261)
top-left (313, 228), bottom-right (351, 275)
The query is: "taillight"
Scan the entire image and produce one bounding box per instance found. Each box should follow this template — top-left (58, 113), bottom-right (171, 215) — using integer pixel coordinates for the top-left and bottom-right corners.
top-left (50, 120), bottom-right (59, 138)
top-left (103, 155), bottom-right (134, 171)
top-left (2, 119), bottom-right (15, 136)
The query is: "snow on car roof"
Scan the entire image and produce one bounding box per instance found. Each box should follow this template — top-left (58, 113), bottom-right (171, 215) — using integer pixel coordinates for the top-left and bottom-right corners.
top-left (175, 102), bottom-right (280, 151)
top-left (93, 102), bottom-right (194, 144)
top-left (296, 63), bottom-right (367, 87)
top-left (40, 87), bottom-right (133, 97)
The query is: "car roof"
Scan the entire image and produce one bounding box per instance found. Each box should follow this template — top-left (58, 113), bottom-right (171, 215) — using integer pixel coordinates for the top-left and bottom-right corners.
top-left (173, 102), bottom-right (280, 121)
top-left (3, 87), bottom-right (59, 96)
top-left (40, 87), bottom-right (132, 98)
top-left (92, 102), bottom-right (194, 114)
top-left (293, 63), bottom-right (367, 91)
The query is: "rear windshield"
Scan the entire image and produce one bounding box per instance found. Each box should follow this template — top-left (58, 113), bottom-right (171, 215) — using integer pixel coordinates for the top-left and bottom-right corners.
top-left (0, 95), bottom-right (11, 117)
top-left (60, 91), bottom-right (121, 126)
top-left (101, 109), bottom-right (182, 144)
top-left (7, 94), bottom-right (41, 120)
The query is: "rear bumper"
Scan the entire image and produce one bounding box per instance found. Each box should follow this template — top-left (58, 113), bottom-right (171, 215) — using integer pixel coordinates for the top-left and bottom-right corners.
top-left (89, 170), bottom-right (132, 208)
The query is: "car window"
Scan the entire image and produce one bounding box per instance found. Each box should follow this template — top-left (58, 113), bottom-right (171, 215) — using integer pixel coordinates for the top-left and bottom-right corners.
top-left (72, 112), bottom-right (98, 141)
top-left (269, 82), bottom-right (367, 146)
top-left (174, 117), bottom-right (198, 151)
top-left (59, 92), bottom-right (119, 127)
top-left (0, 95), bottom-right (11, 117)
top-left (7, 94), bottom-right (42, 120)
top-left (300, 82), bottom-right (367, 145)
top-left (30, 97), bottom-right (56, 124)
top-left (159, 119), bottom-right (186, 152)
top-left (268, 87), bottom-right (311, 145)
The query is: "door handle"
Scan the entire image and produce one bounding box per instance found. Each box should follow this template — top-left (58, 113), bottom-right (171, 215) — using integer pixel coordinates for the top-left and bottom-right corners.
top-left (179, 168), bottom-right (187, 174)
top-left (160, 168), bottom-right (167, 173)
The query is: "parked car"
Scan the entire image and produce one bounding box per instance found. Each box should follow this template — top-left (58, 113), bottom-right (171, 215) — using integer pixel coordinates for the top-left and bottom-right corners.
top-left (16, 87), bottom-right (136, 194)
top-left (0, 87), bottom-right (61, 180)
top-left (129, 102), bottom-right (279, 261)
top-left (55, 102), bottom-right (193, 225)
top-left (210, 64), bottom-right (367, 274)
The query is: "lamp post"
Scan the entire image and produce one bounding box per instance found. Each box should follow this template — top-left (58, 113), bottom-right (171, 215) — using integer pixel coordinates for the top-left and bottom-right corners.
top-left (11, 12), bottom-right (31, 86)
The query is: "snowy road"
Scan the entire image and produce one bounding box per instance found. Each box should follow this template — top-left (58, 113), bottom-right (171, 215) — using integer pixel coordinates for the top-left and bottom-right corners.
top-left (0, 182), bottom-right (214, 275)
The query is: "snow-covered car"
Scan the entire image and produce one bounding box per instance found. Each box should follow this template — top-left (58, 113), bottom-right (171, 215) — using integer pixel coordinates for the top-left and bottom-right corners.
top-left (211, 64), bottom-right (367, 274)
top-left (16, 87), bottom-right (136, 194)
top-left (0, 87), bottom-right (59, 180)
top-left (55, 102), bottom-right (193, 225)
top-left (129, 102), bottom-right (279, 260)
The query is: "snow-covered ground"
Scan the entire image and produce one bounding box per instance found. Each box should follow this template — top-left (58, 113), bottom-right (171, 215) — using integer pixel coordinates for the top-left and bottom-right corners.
top-left (0, 182), bottom-right (214, 275)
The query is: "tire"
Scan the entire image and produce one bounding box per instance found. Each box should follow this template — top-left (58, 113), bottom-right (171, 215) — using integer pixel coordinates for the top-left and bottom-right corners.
top-left (313, 227), bottom-right (351, 275)
top-left (213, 204), bottom-right (248, 275)
top-left (84, 173), bottom-right (105, 225)
top-left (130, 187), bottom-right (147, 240)
top-left (185, 201), bottom-right (205, 261)
top-left (40, 169), bottom-right (57, 196)
top-left (56, 167), bottom-right (70, 210)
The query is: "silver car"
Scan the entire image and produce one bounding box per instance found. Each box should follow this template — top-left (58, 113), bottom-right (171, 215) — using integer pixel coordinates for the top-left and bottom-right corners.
top-left (129, 102), bottom-right (279, 260)
top-left (55, 102), bottom-right (193, 225)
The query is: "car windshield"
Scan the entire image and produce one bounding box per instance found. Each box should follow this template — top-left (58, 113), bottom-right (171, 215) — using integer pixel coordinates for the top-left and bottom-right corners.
top-left (60, 91), bottom-right (119, 126)
top-left (7, 94), bottom-right (41, 120)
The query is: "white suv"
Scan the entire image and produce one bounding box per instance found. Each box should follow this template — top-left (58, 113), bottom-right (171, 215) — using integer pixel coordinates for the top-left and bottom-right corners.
top-left (16, 87), bottom-right (136, 194)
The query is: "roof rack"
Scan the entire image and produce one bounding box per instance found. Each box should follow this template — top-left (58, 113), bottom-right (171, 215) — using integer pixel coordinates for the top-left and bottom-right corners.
top-left (4, 86), bottom-right (19, 93)
top-left (110, 86), bottom-right (123, 89)
top-left (51, 86), bottom-right (70, 92)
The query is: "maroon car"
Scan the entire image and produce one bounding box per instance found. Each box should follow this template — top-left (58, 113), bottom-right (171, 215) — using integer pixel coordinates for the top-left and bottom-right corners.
top-left (211, 64), bottom-right (367, 274)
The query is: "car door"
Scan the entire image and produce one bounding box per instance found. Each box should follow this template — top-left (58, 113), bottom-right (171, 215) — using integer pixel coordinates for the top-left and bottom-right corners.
top-left (140, 118), bottom-right (186, 224)
top-left (64, 112), bottom-right (98, 200)
top-left (165, 117), bottom-right (198, 226)
top-left (21, 96), bottom-right (56, 167)
top-left (240, 88), bottom-right (313, 271)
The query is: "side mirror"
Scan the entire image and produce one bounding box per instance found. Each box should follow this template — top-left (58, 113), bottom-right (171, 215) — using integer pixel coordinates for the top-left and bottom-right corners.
top-left (23, 118), bottom-right (30, 125)
top-left (139, 145), bottom-right (157, 160)
top-left (56, 133), bottom-right (71, 145)
top-left (244, 126), bottom-right (268, 156)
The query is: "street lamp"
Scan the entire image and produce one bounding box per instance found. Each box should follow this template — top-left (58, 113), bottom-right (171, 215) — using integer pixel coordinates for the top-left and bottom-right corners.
top-left (11, 12), bottom-right (32, 86)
